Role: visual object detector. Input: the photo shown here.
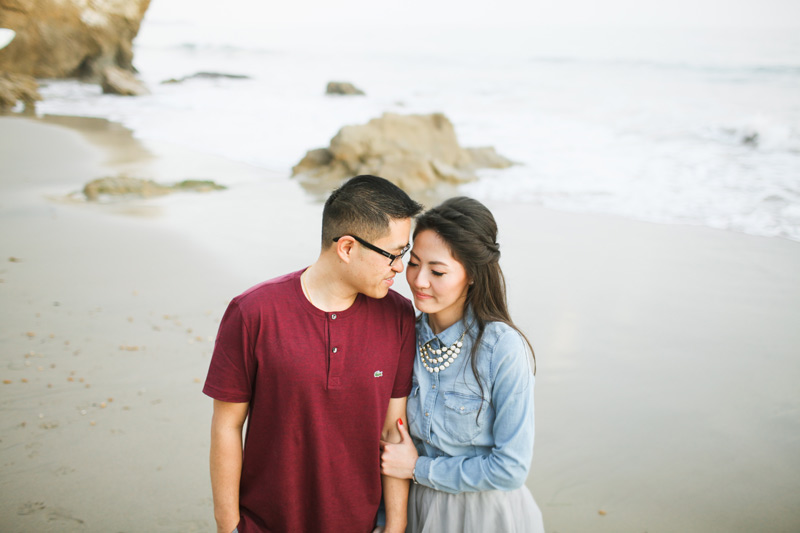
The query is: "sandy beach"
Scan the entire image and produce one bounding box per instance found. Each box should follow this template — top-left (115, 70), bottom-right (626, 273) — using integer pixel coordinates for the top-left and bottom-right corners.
top-left (1, 115), bottom-right (799, 532)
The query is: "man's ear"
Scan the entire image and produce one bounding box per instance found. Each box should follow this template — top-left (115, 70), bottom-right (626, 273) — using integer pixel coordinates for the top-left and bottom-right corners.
top-left (334, 236), bottom-right (356, 264)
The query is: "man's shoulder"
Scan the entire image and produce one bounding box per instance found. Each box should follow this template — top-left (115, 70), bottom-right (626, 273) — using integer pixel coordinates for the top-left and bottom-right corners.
top-left (233, 269), bottom-right (302, 307)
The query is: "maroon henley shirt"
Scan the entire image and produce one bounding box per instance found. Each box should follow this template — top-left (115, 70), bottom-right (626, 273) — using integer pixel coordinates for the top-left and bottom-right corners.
top-left (204, 269), bottom-right (416, 532)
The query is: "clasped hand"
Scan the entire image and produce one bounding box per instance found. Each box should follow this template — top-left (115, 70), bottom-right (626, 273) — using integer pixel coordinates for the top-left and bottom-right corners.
top-left (379, 418), bottom-right (418, 480)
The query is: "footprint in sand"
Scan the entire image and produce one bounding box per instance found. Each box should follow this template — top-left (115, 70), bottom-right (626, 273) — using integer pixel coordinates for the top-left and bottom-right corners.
top-left (48, 507), bottom-right (85, 525)
top-left (54, 466), bottom-right (76, 476)
top-left (18, 501), bottom-right (45, 515)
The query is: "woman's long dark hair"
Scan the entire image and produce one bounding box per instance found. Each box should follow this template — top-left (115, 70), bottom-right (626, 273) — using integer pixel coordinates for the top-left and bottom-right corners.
top-left (413, 197), bottom-right (536, 405)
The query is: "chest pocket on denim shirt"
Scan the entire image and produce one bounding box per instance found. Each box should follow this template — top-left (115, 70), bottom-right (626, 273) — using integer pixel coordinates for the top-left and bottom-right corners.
top-left (443, 391), bottom-right (486, 442)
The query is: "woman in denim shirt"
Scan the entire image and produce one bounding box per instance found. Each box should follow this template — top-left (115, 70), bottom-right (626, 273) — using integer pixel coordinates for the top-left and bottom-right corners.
top-left (381, 197), bottom-right (544, 532)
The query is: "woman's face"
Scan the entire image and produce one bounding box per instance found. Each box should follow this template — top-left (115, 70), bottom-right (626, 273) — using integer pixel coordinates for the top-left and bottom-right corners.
top-left (406, 229), bottom-right (470, 332)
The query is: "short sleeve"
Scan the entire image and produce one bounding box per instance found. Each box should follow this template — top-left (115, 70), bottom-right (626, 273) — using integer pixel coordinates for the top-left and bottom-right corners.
top-left (391, 298), bottom-right (416, 398)
top-left (203, 299), bottom-right (255, 403)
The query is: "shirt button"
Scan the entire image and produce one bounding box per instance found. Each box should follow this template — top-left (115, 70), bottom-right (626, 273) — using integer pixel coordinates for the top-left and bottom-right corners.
top-left (425, 412), bottom-right (429, 417)
top-left (331, 313), bottom-right (337, 320)
top-left (332, 347), bottom-right (338, 353)
top-left (431, 385), bottom-right (436, 389)
top-left (426, 439), bottom-right (431, 444)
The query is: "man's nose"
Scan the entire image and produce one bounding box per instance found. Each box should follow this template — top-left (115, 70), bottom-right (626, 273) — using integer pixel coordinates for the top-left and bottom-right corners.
top-left (392, 259), bottom-right (405, 273)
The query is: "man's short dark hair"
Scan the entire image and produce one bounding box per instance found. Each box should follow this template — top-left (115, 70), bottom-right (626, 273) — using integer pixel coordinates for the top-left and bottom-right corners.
top-left (321, 175), bottom-right (423, 248)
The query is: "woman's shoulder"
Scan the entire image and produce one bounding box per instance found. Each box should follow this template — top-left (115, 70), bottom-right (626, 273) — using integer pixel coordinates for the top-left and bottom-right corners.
top-left (476, 321), bottom-right (531, 369)
top-left (478, 320), bottom-right (525, 347)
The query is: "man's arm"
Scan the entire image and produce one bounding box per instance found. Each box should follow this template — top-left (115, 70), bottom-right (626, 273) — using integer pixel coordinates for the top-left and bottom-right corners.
top-left (380, 397), bottom-right (410, 533)
top-left (210, 399), bottom-right (249, 533)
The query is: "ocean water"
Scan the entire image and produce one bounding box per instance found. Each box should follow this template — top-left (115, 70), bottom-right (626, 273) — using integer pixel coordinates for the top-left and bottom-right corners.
top-left (32, 19), bottom-right (800, 241)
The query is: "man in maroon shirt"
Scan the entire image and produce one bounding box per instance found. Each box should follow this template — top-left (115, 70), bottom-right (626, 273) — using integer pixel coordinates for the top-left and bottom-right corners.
top-left (204, 175), bottom-right (423, 533)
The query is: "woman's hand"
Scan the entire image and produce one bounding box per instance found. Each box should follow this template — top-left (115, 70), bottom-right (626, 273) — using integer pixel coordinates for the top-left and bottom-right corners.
top-left (380, 418), bottom-right (418, 480)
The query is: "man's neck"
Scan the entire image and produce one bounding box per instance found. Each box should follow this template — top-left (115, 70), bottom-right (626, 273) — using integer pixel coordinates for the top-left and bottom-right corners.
top-left (302, 258), bottom-right (358, 313)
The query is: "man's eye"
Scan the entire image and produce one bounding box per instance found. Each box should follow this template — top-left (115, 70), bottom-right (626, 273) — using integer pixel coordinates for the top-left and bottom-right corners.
top-left (432, 271), bottom-right (445, 277)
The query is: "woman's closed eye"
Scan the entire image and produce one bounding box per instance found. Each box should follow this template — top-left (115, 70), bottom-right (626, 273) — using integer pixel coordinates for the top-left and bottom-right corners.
top-left (406, 256), bottom-right (444, 276)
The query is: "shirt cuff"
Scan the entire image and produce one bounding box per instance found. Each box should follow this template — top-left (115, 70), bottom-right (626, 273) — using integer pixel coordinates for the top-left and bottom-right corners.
top-left (414, 456), bottom-right (434, 487)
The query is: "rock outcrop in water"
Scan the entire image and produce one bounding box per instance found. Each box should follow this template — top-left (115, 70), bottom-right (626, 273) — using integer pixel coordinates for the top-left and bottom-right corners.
top-left (161, 72), bottom-right (252, 84)
top-left (82, 176), bottom-right (226, 201)
top-left (326, 81), bottom-right (365, 96)
top-left (0, 0), bottom-right (150, 81)
top-left (101, 66), bottom-right (148, 96)
top-left (292, 113), bottom-right (514, 191)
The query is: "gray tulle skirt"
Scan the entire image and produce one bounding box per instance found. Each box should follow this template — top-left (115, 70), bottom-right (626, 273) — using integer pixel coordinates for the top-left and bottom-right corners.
top-left (407, 484), bottom-right (545, 533)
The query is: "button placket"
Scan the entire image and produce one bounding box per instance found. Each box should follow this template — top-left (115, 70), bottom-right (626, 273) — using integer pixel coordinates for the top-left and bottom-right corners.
top-left (423, 371), bottom-right (439, 445)
top-left (328, 314), bottom-right (344, 389)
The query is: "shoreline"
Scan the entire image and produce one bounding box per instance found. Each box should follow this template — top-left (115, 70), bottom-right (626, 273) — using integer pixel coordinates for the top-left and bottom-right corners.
top-left (1, 115), bottom-right (799, 532)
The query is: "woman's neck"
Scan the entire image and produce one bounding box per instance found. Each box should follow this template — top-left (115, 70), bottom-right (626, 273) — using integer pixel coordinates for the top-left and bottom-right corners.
top-left (428, 308), bottom-right (465, 335)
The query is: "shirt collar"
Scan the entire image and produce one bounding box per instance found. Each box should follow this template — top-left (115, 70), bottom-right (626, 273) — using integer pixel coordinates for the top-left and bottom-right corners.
top-left (418, 307), bottom-right (476, 347)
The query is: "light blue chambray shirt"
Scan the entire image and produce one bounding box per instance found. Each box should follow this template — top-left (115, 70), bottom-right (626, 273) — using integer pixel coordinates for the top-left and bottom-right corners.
top-left (409, 308), bottom-right (536, 494)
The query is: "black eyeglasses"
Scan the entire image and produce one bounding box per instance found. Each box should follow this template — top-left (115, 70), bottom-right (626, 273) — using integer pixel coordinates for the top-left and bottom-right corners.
top-left (333, 235), bottom-right (411, 266)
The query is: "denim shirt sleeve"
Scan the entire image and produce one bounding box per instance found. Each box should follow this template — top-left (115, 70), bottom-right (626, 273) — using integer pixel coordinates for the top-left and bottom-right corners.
top-left (414, 329), bottom-right (535, 493)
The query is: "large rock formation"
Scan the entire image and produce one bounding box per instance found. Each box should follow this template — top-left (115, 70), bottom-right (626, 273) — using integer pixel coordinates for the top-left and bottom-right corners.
top-left (0, 0), bottom-right (150, 79)
top-left (292, 113), bottom-right (514, 192)
top-left (0, 71), bottom-right (40, 111)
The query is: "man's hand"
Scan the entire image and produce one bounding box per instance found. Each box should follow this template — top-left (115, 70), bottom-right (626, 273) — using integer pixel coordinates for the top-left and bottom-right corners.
top-left (380, 418), bottom-right (418, 480)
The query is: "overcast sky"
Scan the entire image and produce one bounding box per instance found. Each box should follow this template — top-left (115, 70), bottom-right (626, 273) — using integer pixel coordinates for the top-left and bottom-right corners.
top-left (147, 0), bottom-right (800, 30)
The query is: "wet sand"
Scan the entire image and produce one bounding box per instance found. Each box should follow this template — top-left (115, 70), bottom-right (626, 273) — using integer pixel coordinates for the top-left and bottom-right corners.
top-left (1, 115), bottom-right (799, 532)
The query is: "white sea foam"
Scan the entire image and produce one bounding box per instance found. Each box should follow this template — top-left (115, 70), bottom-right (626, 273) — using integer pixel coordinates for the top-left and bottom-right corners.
top-left (34, 23), bottom-right (800, 241)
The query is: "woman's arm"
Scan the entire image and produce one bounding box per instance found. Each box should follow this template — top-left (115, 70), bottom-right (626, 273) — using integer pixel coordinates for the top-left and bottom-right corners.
top-left (414, 330), bottom-right (536, 494)
top-left (380, 397), bottom-right (411, 533)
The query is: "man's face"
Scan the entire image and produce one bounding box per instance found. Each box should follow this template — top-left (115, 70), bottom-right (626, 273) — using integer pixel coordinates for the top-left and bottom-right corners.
top-left (350, 218), bottom-right (412, 299)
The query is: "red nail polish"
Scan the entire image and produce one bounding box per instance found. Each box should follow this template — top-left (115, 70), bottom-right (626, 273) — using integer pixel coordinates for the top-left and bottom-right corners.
top-left (398, 418), bottom-right (403, 425)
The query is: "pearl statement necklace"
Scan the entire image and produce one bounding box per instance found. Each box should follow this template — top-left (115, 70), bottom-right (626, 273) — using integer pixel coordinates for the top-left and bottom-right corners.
top-left (419, 330), bottom-right (468, 373)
